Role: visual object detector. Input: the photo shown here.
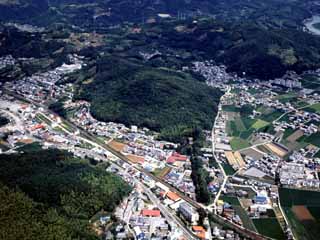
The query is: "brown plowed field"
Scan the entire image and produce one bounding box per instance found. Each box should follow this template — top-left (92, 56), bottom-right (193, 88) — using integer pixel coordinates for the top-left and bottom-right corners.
top-left (292, 205), bottom-right (315, 221)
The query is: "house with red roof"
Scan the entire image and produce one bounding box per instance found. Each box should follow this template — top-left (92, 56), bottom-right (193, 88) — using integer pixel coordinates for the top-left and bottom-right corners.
top-left (166, 152), bottom-right (188, 164)
top-left (141, 209), bottom-right (161, 217)
top-left (166, 191), bottom-right (181, 202)
top-left (192, 226), bottom-right (206, 239)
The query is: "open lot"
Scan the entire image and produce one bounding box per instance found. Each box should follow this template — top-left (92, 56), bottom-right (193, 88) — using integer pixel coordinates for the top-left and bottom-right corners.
top-left (286, 129), bottom-right (304, 142)
top-left (108, 140), bottom-right (126, 151)
top-left (241, 148), bottom-right (264, 160)
top-left (292, 206), bottom-right (315, 221)
top-left (264, 143), bottom-right (288, 157)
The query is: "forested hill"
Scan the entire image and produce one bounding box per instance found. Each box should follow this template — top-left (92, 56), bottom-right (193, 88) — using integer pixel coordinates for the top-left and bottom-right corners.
top-left (74, 56), bottom-right (222, 135)
top-left (0, 148), bottom-right (131, 239)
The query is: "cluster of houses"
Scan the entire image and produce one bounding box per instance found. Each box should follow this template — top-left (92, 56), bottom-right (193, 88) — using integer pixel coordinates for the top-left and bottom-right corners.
top-left (190, 61), bottom-right (238, 87)
top-left (108, 163), bottom-right (209, 239)
top-left (269, 71), bottom-right (302, 89)
top-left (0, 55), bottom-right (15, 70)
top-left (71, 106), bottom-right (129, 139)
top-left (4, 54), bottom-right (82, 103)
top-left (0, 96), bottom-right (115, 165)
top-left (279, 161), bottom-right (320, 189)
top-left (276, 110), bottom-right (320, 136)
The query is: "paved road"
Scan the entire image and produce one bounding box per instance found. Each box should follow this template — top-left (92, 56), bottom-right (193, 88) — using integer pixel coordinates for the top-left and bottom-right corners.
top-left (210, 86), bottom-right (230, 213)
top-left (137, 180), bottom-right (198, 240)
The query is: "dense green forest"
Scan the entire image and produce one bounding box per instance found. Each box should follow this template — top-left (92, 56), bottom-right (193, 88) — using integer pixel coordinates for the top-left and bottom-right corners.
top-left (0, 116), bottom-right (9, 127)
top-left (75, 56), bottom-right (222, 136)
top-left (0, 148), bottom-right (131, 239)
top-left (173, 127), bottom-right (212, 204)
top-left (49, 101), bottom-right (67, 118)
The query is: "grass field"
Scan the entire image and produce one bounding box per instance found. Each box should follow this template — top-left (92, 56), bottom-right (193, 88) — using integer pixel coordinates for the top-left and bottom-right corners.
top-left (227, 120), bottom-right (240, 137)
top-left (230, 137), bottom-right (250, 150)
top-left (234, 205), bottom-right (257, 232)
top-left (234, 117), bottom-right (246, 131)
top-left (279, 188), bottom-right (320, 207)
top-left (305, 103), bottom-right (320, 114)
top-left (260, 109), bottom-right (283, 122)
top-left (222, 163), bottom-right (236, 175)
top-left (253, 218), bottom-right (285, 240)
top-left (275, 92), bottom-right (297, 101)
top-left (252, 119), bottom-right (270, 129)
top-left (220, 195), bottom-right (241, 205)
top-left (223, 105), bottom-right (241, 112)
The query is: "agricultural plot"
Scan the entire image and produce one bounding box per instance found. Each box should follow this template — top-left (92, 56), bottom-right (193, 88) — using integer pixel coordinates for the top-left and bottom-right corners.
top-left (230, 137), bottom-right (250, 151)
top-left (275, 92), bottom-right (298, 101)
top-left (241, 148), bottom-right (264, 160)
top-left (221, 163), bottom-right (236, 175)
top-left (304, 103), bottom-right (320, 114)
top-left (259, 109), bottom-right (283, 123)
top-left (252, 119), bottom-right (270, 129)
top-left (286, 129), bottom-right (304, 142)
top-left (253, 218), bottom-right (285, 240)
top-left (223, 105), bottom-right (241, 112)
top-left (264, 143), bottom-right (288, 158)
top-left (279, 188), bottom-right (320, 240)
top-left (234, 205), bottom-right (257, 232)
top-left (301, 74), bottom-right (320, 89)
top-left (298, 132), bottom-right (320, 148)
top-left (221, 195), bottom-right (257, 232)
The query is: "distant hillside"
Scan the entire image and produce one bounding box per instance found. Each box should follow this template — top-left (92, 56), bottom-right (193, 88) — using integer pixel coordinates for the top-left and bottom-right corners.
top-left (148, 20), bottom-right (320, 79)
top-left (75, 56), bottom-right (222, 135)
top-left (0, 0), bottom-right (314, 30)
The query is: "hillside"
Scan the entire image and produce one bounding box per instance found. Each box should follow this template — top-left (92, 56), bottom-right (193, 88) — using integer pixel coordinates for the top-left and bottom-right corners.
top-left (75, 56), bottom-right (222, 134)
top-left (0, 148), bottom-right (131, 239)
top-left (0, 0), bottom-right (314, 29)
top-left (147, 20), bottom-right (320, 79)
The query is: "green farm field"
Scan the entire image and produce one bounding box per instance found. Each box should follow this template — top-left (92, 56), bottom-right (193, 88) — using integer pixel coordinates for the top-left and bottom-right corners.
top-left (253, 218), bottom-right (285, 240)
top-left (279, 188), bottom-right (320, 240)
